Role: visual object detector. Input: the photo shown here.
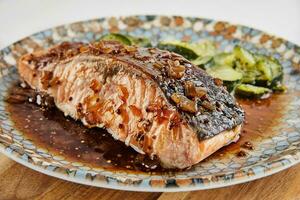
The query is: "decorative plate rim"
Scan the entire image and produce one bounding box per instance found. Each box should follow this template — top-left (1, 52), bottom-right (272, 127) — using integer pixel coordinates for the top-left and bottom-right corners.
top-left (1, 145), bottom-right (299, 192)
top-left (0, 15), bottom-right (300, 192)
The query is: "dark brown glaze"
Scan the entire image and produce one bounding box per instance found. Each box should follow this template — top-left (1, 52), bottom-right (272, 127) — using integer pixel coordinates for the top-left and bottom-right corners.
top-left (6, 83), bottom-right (288, 173)
top-left (6, 83), bottom-right (168, 173)
top-left (23, 41), bottom-right (244, 140)
top-left (209, 93), bottom-right (292, 159)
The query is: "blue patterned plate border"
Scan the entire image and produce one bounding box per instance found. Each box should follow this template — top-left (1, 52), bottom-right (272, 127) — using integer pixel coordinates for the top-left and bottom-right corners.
top-left (0, 15), bottom-right (300, 192)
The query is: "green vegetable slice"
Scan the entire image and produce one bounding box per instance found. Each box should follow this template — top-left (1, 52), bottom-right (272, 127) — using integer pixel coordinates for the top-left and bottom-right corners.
top-left (100, 33), bottom-right (132, 45)
top-left (207, 67), bottom-right (243, 82)
top-left (157, 41), bottom-right (199, 60)
top-left (157, 40), bottom-right (217, 60)
top-left (206, 67), bottom-right (243, 92)
top-left (213, 53), bottom-right (236, 67)
top-left (256, 59), bottom-right (273, 82)
top-left (235, 84), bottom-right (271, 99)
top-left (272, 83), bottom-right (287, 92)
top-left (234, 46), bottom-right (256, 68)
top-left (254, 55), bottom-right (284, 87)
top-left (100, 33), bottom-right (151, 47)
top-left (127, 35), bottom-right (151, 47)
top-left (192, 56), bottom-right (213, 67)
top-left (190, 40), bottom-right (217, 58)
top-left (241, 71), bottom-right (257, 84)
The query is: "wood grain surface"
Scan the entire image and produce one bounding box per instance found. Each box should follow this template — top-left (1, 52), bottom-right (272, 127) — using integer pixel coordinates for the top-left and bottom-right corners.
top-left (0, 154), bottom-right (300, 200)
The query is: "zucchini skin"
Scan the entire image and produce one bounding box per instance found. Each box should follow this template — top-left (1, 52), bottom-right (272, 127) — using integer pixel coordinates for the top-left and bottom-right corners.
top-left (157, 41), bottom-right (217, 61)
top-left (157, 43), bottom-right (199, 60)
top-left (224, 80), bottom-right (240, 93)
top-left (127, 35), bottom-right (152, 47)
top-left (206, 67), bottom-right (243, 92)
top-left (100, 33), bottom-right (152, 47)
top-left (235, 84), bottom-right (271, 99)
top-left (234, 46), bottom-right (256, 68)
top-left (192, 56), bottom-right (214, 68)
top-left (254, 55), bottom-right (283, 88)
top-left (233, 47), bottom-right (284, 92)
top-left (100, 33), bottom-right (132, 45)
top-left (214, 53), bottom-right (235, 67)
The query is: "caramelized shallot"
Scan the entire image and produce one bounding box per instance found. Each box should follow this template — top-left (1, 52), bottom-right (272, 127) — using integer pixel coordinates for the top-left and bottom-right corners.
top-left (171, 93), bottom-right (197, 113)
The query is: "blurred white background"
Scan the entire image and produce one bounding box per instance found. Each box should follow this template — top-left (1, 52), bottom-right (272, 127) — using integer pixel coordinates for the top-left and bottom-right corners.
top-left (0, 0), bottom-right (299, 48)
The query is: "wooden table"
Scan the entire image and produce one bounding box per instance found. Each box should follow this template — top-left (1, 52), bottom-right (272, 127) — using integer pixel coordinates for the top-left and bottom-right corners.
top-left (1, 154), bottom-right (300, 200)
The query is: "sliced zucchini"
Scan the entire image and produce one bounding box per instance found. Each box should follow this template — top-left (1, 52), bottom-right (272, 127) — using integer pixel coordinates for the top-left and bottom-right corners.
top-left (272, 83), bottom-right (287, 92)
top-left (190, 40), bottom-right (217, 58)
top-left (235, 84), bottom-right (271, 99)
top-left (100, 33), bottom-right (132, 45)
top-left (157, 40), bottom-right (217, 60)
top-left (256, 59), bottom-right (273, 82)
top-left (213, 52), bottom-right (236, 67)
top-left (192, 56), bottom-right (213, 67)
top-left (157, 41), bottom-right (200, 60)
top-left (127, 35), bottom-right (151, 47)
top-left (240, 70), bottom-right (259, 84)
top-left (157, 41), bottom-right (199, 60)
top-left (234, 46), bottom-right (256, 68)
top-left (233, 61), bottom-right (256, 84)
top-left (254, 55), bottom-right (284, 87)
top-left (100, 33), bottom-right (151, 47)
top-left (206, 67), bottom-right (243, 92)
top-left (267, 57), bottom-right (284, 88)
top-left (269, 58), bottom-right (283, 79)
top-left (207, 67), bottom-right (243, 81)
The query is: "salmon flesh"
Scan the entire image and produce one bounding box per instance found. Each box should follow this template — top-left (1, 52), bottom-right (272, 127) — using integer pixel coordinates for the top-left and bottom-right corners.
top-left (17, 41), bottom-right (244, 169)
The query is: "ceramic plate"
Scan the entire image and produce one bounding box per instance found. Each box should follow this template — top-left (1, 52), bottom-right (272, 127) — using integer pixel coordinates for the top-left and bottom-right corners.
top-left (0, 15), bottom-right (300, 192)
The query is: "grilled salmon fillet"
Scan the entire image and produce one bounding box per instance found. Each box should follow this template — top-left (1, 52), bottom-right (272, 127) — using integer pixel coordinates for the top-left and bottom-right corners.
top-left (17, 41), bottom-right (244, 169)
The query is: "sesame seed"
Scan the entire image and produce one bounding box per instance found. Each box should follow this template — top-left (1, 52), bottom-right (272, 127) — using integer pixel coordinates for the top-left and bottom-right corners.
top-left (36, 95), bottom-right (42, 105)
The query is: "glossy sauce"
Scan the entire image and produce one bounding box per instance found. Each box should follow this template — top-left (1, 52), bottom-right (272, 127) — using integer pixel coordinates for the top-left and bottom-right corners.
top-left (211, 93), bottom-right (291, 159)
top-left (6, 83), bottom-right (290, 172)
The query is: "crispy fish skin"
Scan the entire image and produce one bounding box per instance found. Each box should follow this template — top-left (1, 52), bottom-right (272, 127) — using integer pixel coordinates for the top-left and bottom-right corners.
top-left (17, 41), bottom-right (244, 168)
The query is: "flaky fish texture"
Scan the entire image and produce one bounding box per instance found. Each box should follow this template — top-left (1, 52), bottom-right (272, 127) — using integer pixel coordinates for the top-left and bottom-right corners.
top-left (18, 41), bottom-right (244, 168)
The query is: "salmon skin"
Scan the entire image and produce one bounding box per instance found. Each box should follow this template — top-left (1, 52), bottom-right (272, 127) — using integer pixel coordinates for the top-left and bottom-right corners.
top-left (18, 41), bottom-right (244, 169)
